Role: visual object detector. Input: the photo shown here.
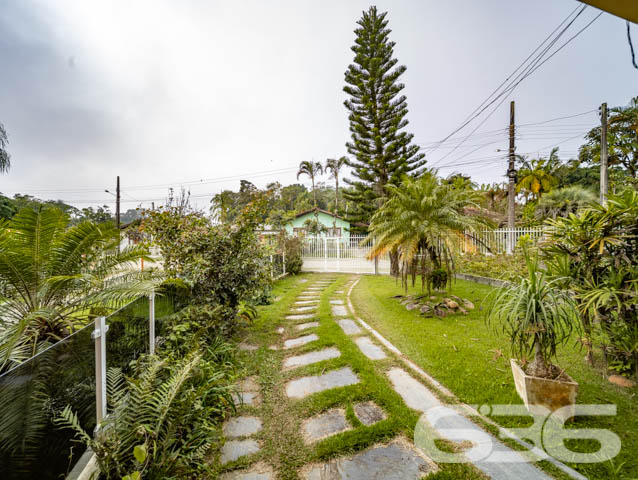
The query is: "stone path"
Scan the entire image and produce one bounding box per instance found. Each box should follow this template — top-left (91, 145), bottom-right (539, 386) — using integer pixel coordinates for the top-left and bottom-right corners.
top-left (225, 275), bottom-right (561, 480)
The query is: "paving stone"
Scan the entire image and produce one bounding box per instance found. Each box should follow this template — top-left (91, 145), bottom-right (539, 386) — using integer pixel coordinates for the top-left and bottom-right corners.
top-left (239, 343), bottom-right (258, 351)
top-left (286, 367), bottom-right (359, 399)
top-left (232, 391), bottom-right (260, 407)
top-left (307, 287), bottom-right (324, 291)
top-left (223, 416), bottom-right (263, 438)
top-left (355, 337), bottom-right (387, 360)
top-left (354, 402), bottom-right (386, 426)
top-left (220, 439), bottom-right (260, 464)
top-left (220, 462), bottom-right (274, 479)
top-left (295, 300), bottom-right (319, 305)
top-left (386, 368), bottom-right (439, 412)
top-left (286, 314), bottom-right (316, 321)
top-left (302, 408), bottom-right (351, 443)
top-left (329, 299), bottom-right (344, 305)
top-left (292, 306), bottom-right (317, 313)
top-left (337, 319), bottom-right (362, 335)
top-left (331, 305), bottom-right (348, 316)
top-left (301, 438), bottom-right (435, 479)
top-left (299, 279), bottom-right (309, 283)
top-left (240, 377), bottom-right (260, 392)
top-left (277, 327), bottom-right (285, 334)
top-left (296, 321), bottom-right (319, 331)
top-left (300, 293), bottom-right (320, 297)
top-left (335, 290), bottom-right (344, 294)
top-left (283, 347), bottom-right (341, 369)
top-left (284, 334), bottom-right (319, 349)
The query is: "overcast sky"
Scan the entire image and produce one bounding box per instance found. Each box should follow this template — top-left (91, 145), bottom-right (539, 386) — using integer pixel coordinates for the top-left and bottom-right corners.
top-left (0, 0), bottom-right (635, 210)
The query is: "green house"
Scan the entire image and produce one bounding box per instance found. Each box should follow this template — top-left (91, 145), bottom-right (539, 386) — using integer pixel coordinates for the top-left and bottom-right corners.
top-left (284, 208), bottom-right (352, 238)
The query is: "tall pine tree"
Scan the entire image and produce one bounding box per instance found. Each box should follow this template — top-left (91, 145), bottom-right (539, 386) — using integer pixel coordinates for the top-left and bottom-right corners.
top-left (343, 6), bottom-right (425, 229)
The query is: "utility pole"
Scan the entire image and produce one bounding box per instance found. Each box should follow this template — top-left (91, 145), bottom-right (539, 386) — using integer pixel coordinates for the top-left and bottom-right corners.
top-left (116, 175), bottom-right (121, 254)
top-left (600, 102), bottom-right (608, 206)
top-left (507, 101), bottom-right (516, 254)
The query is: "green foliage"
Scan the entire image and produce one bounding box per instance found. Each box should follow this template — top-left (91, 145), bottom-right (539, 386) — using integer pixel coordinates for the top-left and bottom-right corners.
top-left (543, 189), bottom-right (638, 378)
top-left (0, 122), bottom-right (10, 174)
top-left (457, 251), bottom-right (529, 282)
top-left (367, 172), bottom-right (484, 292)
top-left (427, 268), bottom-right (448, 290)
top-left (535, 185), bottom-right (596, 220)
top-left (342, 6), bottom-right (426, 226)
top-left (0, 206), bottom-right (159, 372)
top-left (486, 248), bottom-right (578, 377)
top-left (516, 147), bottom-right (560, 200)
top-left (279, 234), bottom-right (303, 275)
top-left (55, 350), bottom-right (234, 479)
top-left (297, 160), bottom-right (324, 210)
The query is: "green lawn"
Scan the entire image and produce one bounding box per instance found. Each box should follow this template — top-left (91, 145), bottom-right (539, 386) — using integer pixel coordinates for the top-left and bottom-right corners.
top-left (350, 274), bottom-right (638, 480)
top-left (219, 273), bottom-right (486, 479)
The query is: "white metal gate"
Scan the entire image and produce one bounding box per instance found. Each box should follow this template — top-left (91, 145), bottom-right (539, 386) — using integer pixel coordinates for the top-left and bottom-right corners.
top-left (301, 235), bottom-right (390, 274)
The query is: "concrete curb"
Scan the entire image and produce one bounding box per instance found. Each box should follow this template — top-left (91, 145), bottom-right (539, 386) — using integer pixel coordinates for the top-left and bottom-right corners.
top-left (454, 272), bottom-right (510, 288)
top-left (66, 448), bottom-right (99, 480)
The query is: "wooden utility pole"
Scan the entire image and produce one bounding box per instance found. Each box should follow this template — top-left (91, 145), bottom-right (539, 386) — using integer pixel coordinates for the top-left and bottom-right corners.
top-left (507, 101), bottom-right (516, 254)
top-left (116, 175), bottom-right (121, 253)
top-left (600, 102), bottom-right (608, 206)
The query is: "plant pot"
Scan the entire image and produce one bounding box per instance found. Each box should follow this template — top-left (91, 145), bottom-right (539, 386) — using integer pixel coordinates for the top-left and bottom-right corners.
top-left (510, 359), bottom-right (578, 421)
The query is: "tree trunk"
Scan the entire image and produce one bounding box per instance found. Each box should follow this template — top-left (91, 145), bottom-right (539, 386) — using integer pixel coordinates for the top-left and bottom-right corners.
top-left (526, 343), bottom-right (554, 378)
top-left (389, 248), bottom-right (400, 277)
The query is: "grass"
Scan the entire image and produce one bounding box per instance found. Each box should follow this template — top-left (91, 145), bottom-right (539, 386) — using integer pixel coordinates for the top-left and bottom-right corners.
top-left (350, 274), bottom-right (638, 480)
top-left (216, 273), bottom-right (487, 479)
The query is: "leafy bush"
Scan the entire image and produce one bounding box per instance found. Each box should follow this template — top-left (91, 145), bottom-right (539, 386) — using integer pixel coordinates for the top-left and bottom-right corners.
top-left (428, 268), bottom-right (448, 290)
top-left (456, 251), bottom-right (529, 282)
top-left (282, 235), bottom-right (303, 275)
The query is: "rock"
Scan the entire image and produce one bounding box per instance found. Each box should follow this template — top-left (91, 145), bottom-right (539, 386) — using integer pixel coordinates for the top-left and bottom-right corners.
top-left (405, 303), bottom-right (419, 311)
top-left (608, 374), bottom-right (637, 388)
top-left (353, 402), bottom-right (386, 426)
top-left (463, 299), bottom-right (475, 310)
top-left (445, 300), bottom-right (459, 309)
top-left (302, 409), bottom-right (351, 443)
top-left (419, 305), bottom-right (432, 315)
top-left (458, 307), bottom-right (468, 315)
top-left (430, 296), bottom-right (437, 301)
top-left (391, 295), bottom-right (403, 299)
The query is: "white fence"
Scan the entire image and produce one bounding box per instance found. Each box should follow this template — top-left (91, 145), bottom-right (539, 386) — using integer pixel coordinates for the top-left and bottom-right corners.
top-left (300, 228), bottom-right (547, 273)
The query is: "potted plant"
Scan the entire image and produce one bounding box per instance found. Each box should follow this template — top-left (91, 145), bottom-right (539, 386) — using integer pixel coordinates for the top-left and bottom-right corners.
top-left (487, 248), bottom-right (579, 420)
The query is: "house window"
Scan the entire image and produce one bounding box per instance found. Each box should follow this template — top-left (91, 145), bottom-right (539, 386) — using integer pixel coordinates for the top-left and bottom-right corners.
top-left (327, 227), bottom-right (341, 237)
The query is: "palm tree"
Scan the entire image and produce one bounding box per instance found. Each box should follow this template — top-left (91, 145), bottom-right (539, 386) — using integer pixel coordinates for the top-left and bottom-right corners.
top-left (366, 172), bottom-right (483, 291)
top-left (0, 206), bottom-right (159, 371)
top-left (325, 156), bottom-right (347, 230)
top-left (296, 160), bottom-right (324, 210)
top-left (0, 122), bottom-right (10, 174)
top-left (516, 148), bottom-right (561, 201)
top-left (535, 186), bottom-right (596, 220)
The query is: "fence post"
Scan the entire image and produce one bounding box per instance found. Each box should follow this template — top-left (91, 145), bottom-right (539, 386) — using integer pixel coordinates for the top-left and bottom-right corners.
top-left (92, 316), bottom-right (109, 424)
top-left (336, 237), bottom-right (340, 272)
top-left (374, 257), bottom-right (378, 275)
top-left (323, 237), bottom-right (327, 272)
top-left (149, 292), bottom-right (156, 355)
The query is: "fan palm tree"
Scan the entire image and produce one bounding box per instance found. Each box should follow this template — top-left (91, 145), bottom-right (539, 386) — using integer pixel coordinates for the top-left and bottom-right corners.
top-left (325, 156), bottom-right (347, 230)
top-left (0, 122), bottom-right (10, 174)
top-left (516, 148), bottom-right (561, 200)
top-left (297, 161), bottom-right (323, 222)
top-left (366, 172), bottom-right (483, 291)
top-left (0, 206), bottom-right (159, 372)
top-left (535, 186), bottom-right (596, 220)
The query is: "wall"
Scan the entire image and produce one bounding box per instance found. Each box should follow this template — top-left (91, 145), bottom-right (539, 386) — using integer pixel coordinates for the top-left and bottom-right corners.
top-left (285, 211), bottom-right (351, 238)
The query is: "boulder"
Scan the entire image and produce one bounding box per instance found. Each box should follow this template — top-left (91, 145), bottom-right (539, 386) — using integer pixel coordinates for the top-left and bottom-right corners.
top-left (445, 300), bottom-right (459, 309)
top-left (463, 299), bottom-right (475, 310)
top-left (608, 375), bottom-right (637, 388)
top-left (406, 303), bottom-right (419, 311)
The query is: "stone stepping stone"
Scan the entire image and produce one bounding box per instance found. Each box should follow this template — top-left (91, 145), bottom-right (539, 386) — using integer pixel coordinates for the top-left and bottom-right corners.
top-left (220, 462), bottom-right (274, 480)
top-left (232, 377), bottom-right (261, 407)
top-left (299, 278), bottom-right (309, 283)
top-left (302, 408), bottom-right (351, 444)
top-left (307, 287), bottom-right (324, 291)
top-left (386, 368), bottom-right (439, 412)
top-left (331, 305), bottom-right (348, 316)
top-left (296, 321), bottom-right (319, 331)
top-left (286, 314), bottom-right (316, 321)
top-left (286, 367), bottom-right (359, 399)
top-left (284, 334), bottom-right (318, 350)
top-left (355, 337), bottom-right (387, 360)
top-left (329, 299), bottom-right (344, 305)
top-left (239, 343), bottom-right (258, 351)
top-left (283, 347), bottom-right (341, 370)
top-left (301, 438), bottom-right (435, 479)
top-left (337, 319), bottom-right (361, 336)
top-left (354, 402), bottom-right (386, 426)
top-left (300, 292), bottom-right (320, 297)
top-left (277, 327), bottom-right (285, 334)
top-left (335, 290), bottom-right (344, 294)
top-left (223, 416), bottom-right (263, 438)
top-left (292, 306), bottom-right (317, 313)
top-left (295, 300), bottom-right (319, 305)
top-left (220, 439), bottom-right (260, 464)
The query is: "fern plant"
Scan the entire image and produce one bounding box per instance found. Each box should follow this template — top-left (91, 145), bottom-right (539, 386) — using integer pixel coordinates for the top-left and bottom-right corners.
top-left (55, 351), bottom-right (232, 479)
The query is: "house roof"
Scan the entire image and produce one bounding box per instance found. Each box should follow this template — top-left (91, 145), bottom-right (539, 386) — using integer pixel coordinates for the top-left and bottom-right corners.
top-left (294, 207), bottom-right (347, 221)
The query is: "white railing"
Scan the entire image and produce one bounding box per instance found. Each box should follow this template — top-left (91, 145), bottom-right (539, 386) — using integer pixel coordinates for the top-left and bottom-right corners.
top-left (299, 228), bottom-right (547, 273)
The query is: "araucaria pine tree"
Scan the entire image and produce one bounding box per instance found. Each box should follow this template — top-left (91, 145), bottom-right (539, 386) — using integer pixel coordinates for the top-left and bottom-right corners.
top-left (343, 6), bottom-right (426, 229)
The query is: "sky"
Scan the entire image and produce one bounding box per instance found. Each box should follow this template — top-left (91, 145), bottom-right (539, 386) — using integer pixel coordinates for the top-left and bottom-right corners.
top-left (0, 0), bottom-right (636, 211)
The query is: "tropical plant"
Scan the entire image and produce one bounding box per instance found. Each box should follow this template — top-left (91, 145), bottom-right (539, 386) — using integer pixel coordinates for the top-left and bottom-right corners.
top-left (535, 185), bottom-right (596, 220)
top-left (342, 6), bottom-right (426, 276)
top-left (516, 148), bottom-right (561, 200)
top-left (487, 249), bottom-right (578, 378)
top-left (296, 160), bottom-right (324, 211)
top-left (543, 190), bottom-right (638, 377)
top-left (0, 122), bottom-right (10, 174)
top-left (0, 207), bottom-right (158, 372)
top-left (55, 351), bottom-right (233, 479)
top-left (366, 172), bottom-right (483, 292)
top-left (325, 156), bottom-right (347, 228)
